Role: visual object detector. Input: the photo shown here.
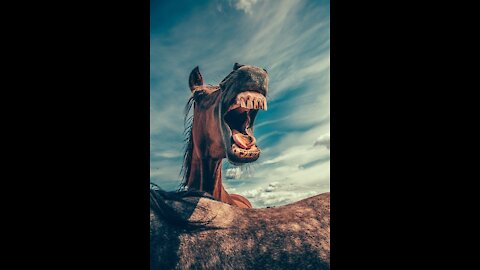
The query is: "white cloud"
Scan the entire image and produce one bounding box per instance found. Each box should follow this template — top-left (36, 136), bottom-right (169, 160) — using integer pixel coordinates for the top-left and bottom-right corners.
top-left (152, 150), bottom-right (182, 159)
top-left (239, 180), bottom-right (327, 208)
top-left (314, 133), bottom-right (330, 150)
top-left (233, 0), bottom-right (259, 14)
top-left (225, 167), bottom-right (241, 179)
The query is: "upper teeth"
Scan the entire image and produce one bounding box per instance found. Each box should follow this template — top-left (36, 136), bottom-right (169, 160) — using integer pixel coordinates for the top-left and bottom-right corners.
top-left (229, 91), bottom-right (267, 111)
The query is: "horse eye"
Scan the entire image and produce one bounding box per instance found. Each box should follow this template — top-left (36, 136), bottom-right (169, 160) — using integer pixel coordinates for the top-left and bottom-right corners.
top-left (193, 90), bottom-right (206, 100)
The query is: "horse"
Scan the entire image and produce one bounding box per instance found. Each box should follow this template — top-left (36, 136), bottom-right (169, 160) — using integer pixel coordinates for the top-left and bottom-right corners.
top-left (150, 187), bottom-right (330, 270)
top-left (180, 63), bottom-right (269, 208)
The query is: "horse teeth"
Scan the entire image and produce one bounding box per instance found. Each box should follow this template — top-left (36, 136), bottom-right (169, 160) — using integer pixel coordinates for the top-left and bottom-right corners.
top-left (241, 98), bottom-right (246, 108)
top-left (233, 92), bottom-right (267, 110)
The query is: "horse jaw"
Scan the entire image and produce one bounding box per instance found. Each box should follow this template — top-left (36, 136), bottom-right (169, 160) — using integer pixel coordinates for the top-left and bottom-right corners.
top-left (218, 65), bottom-right (269, 165)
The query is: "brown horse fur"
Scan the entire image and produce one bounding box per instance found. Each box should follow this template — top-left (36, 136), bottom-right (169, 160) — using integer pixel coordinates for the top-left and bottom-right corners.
top-left (150, 188), bottom-right (330, 270)
top-left (180, 63), bottom-right (269, 208)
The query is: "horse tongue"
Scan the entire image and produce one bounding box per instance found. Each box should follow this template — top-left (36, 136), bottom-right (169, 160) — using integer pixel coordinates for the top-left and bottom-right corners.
top-left (232, 129), bottom-right (255, 149)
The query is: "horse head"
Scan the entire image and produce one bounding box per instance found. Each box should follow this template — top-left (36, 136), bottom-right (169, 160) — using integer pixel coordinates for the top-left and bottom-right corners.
top-left (188, 63), bottom-right (268, 164)
top-left (181, 63), bottom-right (268, 208)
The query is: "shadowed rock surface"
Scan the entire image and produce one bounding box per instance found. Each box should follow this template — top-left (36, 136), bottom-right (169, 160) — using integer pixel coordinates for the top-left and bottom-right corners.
top-left (150, 191), bottom-right (330, 270)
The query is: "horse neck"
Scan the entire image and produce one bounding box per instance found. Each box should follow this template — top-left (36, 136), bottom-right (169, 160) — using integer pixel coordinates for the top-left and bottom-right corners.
top-left (186, 151), bottom-right (230, 202)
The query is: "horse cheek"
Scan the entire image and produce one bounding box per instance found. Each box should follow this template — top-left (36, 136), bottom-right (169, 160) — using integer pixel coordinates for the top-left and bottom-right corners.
top-left (207, 130), bottom-right (226, 159)
top-left (205, 108), bottom-right (225, 159)
top-left (209, 146), bottom-right (225, 159)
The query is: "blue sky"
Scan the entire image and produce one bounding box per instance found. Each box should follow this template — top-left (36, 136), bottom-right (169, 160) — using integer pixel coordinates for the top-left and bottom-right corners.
top-left (151, 0), bottom-right (330, 207)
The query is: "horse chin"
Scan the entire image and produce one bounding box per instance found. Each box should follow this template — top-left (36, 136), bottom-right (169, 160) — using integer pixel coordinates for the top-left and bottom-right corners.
top-left (221, 120), bottom-right (260, 164)
top-left (225, 142), bottom-right (260, 164)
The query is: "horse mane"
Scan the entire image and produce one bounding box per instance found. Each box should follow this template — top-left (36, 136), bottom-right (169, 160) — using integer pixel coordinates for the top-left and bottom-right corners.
top-left (150, 183), bottom-right (217, 230)
top-left (179, 96), bottom-right (195, 190)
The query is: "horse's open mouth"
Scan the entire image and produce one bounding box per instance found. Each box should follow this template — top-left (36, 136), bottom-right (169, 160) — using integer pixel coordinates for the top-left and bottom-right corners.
top-left (223, 91), bottom-right (267, 163)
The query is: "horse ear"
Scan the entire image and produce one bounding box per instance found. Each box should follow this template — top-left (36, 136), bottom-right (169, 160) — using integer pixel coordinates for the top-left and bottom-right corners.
top-left (189, 66), bottom-right (204, 91)
top-left (233, 63), bottom-right (244, 70)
